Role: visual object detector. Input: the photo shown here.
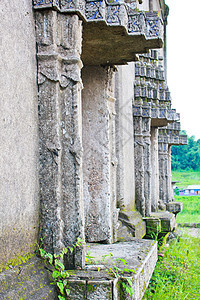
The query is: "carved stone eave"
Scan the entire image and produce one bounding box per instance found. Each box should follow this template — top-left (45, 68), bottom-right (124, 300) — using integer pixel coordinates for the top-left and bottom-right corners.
top-left (82, 23), bottom-right (162, 65)
top-left (133, 105), bottom-right (180, 127)
top-left (158, 124), bottom-right (188, 146)
top-left (33, 0), bottom-right (163, 65)
top-left (158, 133), bottom-right (188, 146)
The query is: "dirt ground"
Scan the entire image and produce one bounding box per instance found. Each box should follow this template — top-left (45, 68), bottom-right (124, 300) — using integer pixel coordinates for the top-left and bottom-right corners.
top-left (180, 227), bottom-right (200, 238)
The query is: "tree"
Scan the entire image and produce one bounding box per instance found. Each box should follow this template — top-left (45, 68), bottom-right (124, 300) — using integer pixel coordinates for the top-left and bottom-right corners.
top-left (171, 135), bottom-right (200, 171)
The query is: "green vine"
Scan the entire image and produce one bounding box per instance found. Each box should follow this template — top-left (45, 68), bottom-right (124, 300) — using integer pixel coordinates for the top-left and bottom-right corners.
top-left (37, 238), bottom-right (83, 300)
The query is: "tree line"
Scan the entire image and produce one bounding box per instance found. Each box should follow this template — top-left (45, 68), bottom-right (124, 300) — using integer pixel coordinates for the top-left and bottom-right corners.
top-left (171, 132), bottom-right (200, 171)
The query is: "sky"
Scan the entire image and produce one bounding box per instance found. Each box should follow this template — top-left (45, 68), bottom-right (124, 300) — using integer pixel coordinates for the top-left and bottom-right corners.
top-left (165, 0), bottom-right (200, 140)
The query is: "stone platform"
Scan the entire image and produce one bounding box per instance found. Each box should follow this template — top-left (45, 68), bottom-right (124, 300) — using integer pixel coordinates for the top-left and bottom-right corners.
top-left (67, 239), bottom-right (157, 299)
top-left (0, 239), bottom-right (157, 300)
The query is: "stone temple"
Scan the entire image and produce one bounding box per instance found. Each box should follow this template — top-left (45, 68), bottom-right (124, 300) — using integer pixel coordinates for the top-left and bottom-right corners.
top-left (0, 0), bottom-right (187, 299)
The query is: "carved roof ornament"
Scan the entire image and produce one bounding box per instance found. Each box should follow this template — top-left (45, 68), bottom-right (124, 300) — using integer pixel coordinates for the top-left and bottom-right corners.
top-left (33, 0), bottom-right (163, 65)
top-left (133, 50), bottom-right (180, 127)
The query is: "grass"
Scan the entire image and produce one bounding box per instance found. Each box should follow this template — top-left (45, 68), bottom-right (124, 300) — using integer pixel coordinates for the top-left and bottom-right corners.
top-left (175, 196), bottom-right (200, 223)
top-left (143, 233), bottom-right (200, 299)
top-left (172, 170), bottom-right (200, 189)
top-left (143, 170), bottom-right (200, 299)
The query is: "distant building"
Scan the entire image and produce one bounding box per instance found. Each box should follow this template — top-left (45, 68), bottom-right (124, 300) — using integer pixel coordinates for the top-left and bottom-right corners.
top-left (179, 185), bottom-right (200, 196)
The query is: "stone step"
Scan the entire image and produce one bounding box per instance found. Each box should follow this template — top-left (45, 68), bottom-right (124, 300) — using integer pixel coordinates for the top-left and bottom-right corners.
top-left (144, 211), bottom-right (176, 237)
top-left (118, 210), bottom-right (146, 240)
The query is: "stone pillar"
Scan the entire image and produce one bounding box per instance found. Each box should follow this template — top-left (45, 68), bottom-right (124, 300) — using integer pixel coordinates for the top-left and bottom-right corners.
top-left (35, 11), bottom-right (84, 267)
top-left (134, 116), bottom-right (145, 216)
top-left (115, 64), bottom-right (135, 212)
top-left (158, 141), bottom-right (169, 204)
top-left (151, 127), bottom-right (159, 212)
top-left (82, 66), bottom-right (118, 244)
top-left (143, 117), bottom-right (151, 216)
top-left (168, 145), bottom-right (174, 201)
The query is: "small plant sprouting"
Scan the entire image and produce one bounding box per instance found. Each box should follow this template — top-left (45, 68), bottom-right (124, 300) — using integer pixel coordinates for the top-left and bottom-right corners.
top-left (39, 240), bottom-right (136, 298)
top-left (86, 251), bottom-right (135, 297)
top-left (37, 237), bottom-right (83, 299)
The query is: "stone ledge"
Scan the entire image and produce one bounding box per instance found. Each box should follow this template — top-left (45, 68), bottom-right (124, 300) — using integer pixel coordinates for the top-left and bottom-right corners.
top-left (33, 1), bottom-right (163, 65)
top-left (66, 240), bottom-right (157, 299)
top-left (83, 240), bottom-right (157, 300)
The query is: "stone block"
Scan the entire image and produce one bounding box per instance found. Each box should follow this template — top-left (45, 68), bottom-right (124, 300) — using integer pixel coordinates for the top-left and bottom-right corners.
top-left (67, 279), bottom-right (87, 299)
top-left (151, 211), bottom-right (176, 232)
top-left (87, 280), bottom-right (113, 300)
top-left (118, 211), bottom-right (146, 239)
top-left (166, 202), bottom-right (183, 215)
top-left (87, 239), bottom-right (157, 300)
top-left (143, 217), bottom-right (161, 237)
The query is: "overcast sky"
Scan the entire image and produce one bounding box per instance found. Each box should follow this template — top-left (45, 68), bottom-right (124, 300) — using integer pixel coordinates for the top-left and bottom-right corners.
top-left (165, 0), bottom-right (200, 140)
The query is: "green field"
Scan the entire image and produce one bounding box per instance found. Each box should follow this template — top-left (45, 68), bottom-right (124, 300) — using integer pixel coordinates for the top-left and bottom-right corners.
top-left (172, 170), bottom-right (200, 189)
top-left (175, 196), bottom-right (200, 223)
top-left (171, 170), bottom-right (200, 223)
top-left (143, 170), bottom-right (200, 299)
top-left (143, 233), bottom-right (200, 299)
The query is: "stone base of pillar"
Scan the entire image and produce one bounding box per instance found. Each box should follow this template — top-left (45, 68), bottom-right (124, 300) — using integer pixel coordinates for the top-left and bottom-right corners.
top-left (166, 202), bottom-right (183, 216)
top-left (117, 211), bottom-right (146, 240)
top-left (143, 217), bottom-right (161, 238)
top-left (151, 211), bottom-right (176, 232)
top-left (143, 211), bottom-right (176, 238)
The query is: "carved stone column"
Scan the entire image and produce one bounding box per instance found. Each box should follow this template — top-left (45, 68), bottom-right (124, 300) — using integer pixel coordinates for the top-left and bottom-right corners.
top-left (143, 117), bottom-right (151, 217)
top-left (168, 145), bottom-right (174, 201)
top-left (82, 66), bottom-right (118, 244)
top-left (158, 141), bottom-right (169, 204)
top-left (35, 10), bottom-right (84, 267)
top-left (134, 116), bottom-right (145, 216)
top-left (151, 127), bottom-right (159, 212)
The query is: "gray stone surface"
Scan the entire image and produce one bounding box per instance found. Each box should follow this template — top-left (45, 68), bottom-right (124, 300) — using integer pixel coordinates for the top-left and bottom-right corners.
top-left (115, 63), bottom-right (136, 213)
top-left (118, 211), bottom-right (146, 239)
top-left (0, 0), bottom-right (39, 267)
top-left (166, 201), bottom-right (183, 215)
top-left (87, 239), bottom-right (157, 300)
top-left (36, 11), bottom-right (85, 266)
top-left (144, 217), bottom-right (161, 237)
top-left (0, 257), bottom-right (57, 300)
top-left (151, 211), bottom-right (176, 232)
top-left (151, 127), bottom-right (159, 212)
top-left (82, 66), bottom-right (118, 244)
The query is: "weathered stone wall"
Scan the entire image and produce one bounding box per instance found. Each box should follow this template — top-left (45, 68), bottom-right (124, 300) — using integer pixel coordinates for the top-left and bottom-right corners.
top-left (0, 0), bottom-right (39, 266)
